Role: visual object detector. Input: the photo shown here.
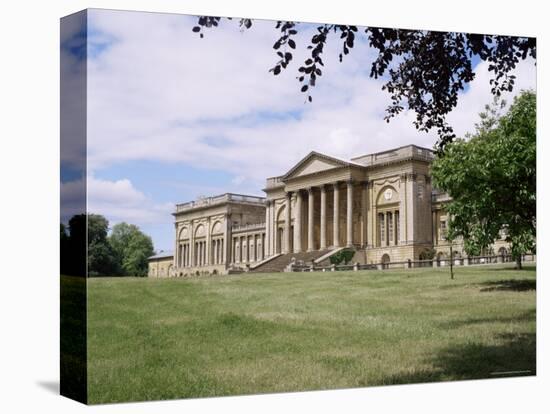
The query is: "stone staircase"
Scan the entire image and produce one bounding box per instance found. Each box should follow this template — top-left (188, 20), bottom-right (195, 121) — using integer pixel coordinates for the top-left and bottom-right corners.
top-left (250, 249), bottom-right (333, 273)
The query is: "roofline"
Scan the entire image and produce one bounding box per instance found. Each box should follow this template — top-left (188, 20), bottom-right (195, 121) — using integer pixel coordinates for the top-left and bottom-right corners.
top-left (148, 251), bottom-right (174, 260)
top-left (174, 192), bottom-right (265, 208)
top-left (350, 144), bottom-right (434, 161)
top-left (281, 150), bottom-right (358, 180)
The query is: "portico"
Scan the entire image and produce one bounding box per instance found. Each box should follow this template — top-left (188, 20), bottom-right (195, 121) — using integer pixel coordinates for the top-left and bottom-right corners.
top-left (285, 180), bottom-right (360, 254)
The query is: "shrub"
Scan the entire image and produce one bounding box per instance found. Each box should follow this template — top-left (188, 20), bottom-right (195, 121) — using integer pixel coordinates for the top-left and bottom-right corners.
top-left (329, 249), bottom-right (355, 265)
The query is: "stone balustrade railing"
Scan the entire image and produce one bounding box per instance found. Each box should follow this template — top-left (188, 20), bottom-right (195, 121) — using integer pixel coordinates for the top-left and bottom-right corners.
top-left (175, 193), bottom-right (265, 213)
top-left (265, 176), bottom-right (284, 189)
top-left (352, 145), bottom-right (434, 167)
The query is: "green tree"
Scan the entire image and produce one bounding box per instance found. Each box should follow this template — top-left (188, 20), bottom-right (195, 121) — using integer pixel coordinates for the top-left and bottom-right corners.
top-left (109, 222), bottom-right (154, 276)
top-left (87, 214), bottom-right (118, 276)
top-left (431, 90), bottom-right (536, 269)
top-left (192, 17), bottom-right (535, 151)
top-left (329, 249), bottom-right (355, 265)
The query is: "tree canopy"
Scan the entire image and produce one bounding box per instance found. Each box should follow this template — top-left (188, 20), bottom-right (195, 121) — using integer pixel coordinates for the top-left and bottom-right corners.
top-left (61, 214), bottom-right (155, 277)
top-left (431, 90), bottom-right (536, 268)
top-left (109, 222), bottom-right (155, 277)
top-left (192, 17), bottom-right (535, 152)
top-left (87, 214), bottom-right (119, 276)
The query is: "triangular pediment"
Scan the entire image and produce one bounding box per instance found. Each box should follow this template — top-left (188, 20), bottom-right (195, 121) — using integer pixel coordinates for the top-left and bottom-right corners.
top-left (283, 151), bottom-right (351, 180)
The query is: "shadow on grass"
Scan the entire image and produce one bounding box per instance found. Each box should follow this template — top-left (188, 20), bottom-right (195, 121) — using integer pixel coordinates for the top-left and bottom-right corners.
top-left (479, 279), bottom-right (536, 292)
top-left (382, 332), bottom-right (536, 385)
top-left (484, 266), bottom-right (536, 271)
top-left (440, 309), bottom-right (536, 329)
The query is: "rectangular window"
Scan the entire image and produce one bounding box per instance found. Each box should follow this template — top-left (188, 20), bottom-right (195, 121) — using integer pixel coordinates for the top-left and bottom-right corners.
top-left (388, 213), bottom-right (393, 246)
top-left (395, 211), bottom-right (400, 244)
top-left (440, 220), bottom-right (447, 240)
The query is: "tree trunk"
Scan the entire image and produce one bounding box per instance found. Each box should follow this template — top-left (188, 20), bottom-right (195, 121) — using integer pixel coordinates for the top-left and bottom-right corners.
top-left (449, 245), bottom-right (454, 279)
top-left (516, 254), bottom-right (523, 270)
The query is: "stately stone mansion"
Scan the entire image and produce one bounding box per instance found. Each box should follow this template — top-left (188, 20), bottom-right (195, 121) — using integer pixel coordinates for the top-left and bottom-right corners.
top-left (148, 144), bottom-right (510, 277)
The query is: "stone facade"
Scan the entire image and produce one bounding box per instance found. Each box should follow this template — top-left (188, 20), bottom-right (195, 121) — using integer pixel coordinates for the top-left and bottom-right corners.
top-left (170, 193), bottom-right (266, 277)
top-left (148, 251), bottom-right (174, 278)
top-left (148, 144), bottom-right (510, 276)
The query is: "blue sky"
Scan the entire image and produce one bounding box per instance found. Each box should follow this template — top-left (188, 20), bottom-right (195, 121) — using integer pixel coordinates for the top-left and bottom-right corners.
top-left (65, 9), bottom-right (536, 252)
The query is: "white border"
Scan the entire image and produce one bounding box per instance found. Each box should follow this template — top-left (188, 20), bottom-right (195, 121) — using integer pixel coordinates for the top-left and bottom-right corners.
top-left (0, 1), bottom-right (547, 413)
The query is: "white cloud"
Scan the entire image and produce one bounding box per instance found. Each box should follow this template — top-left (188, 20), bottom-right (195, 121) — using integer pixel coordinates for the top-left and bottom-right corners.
top-left (447, 59), bottom-right (536, 138)
top-left (87, 175), bottom-right (173, 226)
top-left (86, 9), bottom-right (537, 192)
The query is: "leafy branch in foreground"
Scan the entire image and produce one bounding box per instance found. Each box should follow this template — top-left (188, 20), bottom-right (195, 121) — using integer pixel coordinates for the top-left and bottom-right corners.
top-left (192, 17), bottom-right (535, 152)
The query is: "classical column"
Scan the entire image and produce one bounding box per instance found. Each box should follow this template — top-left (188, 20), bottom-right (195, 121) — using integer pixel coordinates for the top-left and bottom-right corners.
top-left (367, 181), bottom-right (374, 248)
top-left (307, 187), bottom-right (315, 251)
top-left (346, 180), bottom-right (354, 247)
top-left (320, 185), bottom-right (327, 250)
top-left (333, 182), bottom-right (340, 247)
top-left (269, 202), bottom-right (275, 256)
top-left (224, 215), bottom-right (232, 266)
top-left (294, 191), bottom-right (302, 253)
top-left (265, 200), bottom-right (271, 256)
top-left (252, 235), bottom-right (256, 262)
top-left (205, 219), bottom-right (211, 266)
top-left (196, 242), bottom-right (200, 266)
top-left (284, 192), bottom-right (292, 253)
top-left (361, 181), bottom-right (368, 248)
top-left (174, 226), bottom-right (178, 269)
top-left (406, 173), bottom-right (417, 244)
top-left (399, 173), bottom-right (407, 244)
top-left (189, 222), bottom-right (195, 267)
top-left (394, 210), bottom-right (399, 245)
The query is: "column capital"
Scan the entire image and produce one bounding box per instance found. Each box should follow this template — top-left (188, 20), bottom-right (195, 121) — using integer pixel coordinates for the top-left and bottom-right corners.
top-left (346, 178), bottom-right (354, 185)
top-left (332, 181), bottom-right (341, 190)
top-left (407, 173), bottom-right (417, 181)
top-left (265, 199), bottom-right (271, 207)
top-left (400, 173), bottom-right (408, 182)
top-left (360, 179), bottom-right (370, 188)
top-left (320, 184), bottom-right (327, 193)
top-left (306, 186), bottom-right (314, 194)
top-left (285, 191), bottom-right (293, 200)
top-left (425, 175), bottom-right (432, 184)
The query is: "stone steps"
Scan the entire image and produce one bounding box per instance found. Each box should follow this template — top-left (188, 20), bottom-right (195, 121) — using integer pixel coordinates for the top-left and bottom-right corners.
top-left (251, 249), bottom-right (332, 273)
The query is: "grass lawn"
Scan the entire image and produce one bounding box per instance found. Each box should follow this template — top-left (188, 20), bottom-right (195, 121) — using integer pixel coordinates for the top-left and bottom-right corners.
top-left (86, 264), bottom-right (536, 404)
